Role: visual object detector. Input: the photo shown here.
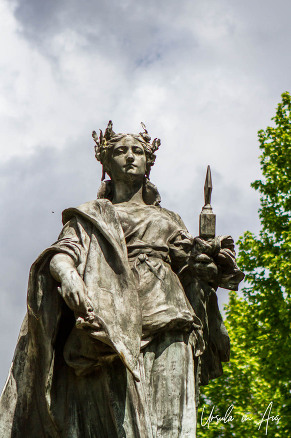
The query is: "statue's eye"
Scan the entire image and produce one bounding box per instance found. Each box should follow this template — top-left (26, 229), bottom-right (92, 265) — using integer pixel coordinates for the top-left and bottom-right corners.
top-left (133, 146), bottom-right (144, 154)
top-left (113, 147), bottom-right (126, 156)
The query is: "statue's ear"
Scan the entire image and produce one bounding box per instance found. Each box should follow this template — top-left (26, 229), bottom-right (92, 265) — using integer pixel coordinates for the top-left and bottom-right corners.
top-left (143, 179), bottom-right (161, 206)
top-left (97, 180), bottom-right (114, 201)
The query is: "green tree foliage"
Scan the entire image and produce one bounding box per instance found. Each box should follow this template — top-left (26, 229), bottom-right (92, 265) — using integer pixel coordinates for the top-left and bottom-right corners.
top-left (197, 92), bottom-right (291, 437)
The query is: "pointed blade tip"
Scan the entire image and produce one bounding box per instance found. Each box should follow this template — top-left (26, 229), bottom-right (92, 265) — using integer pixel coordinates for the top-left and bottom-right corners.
top-left (205, 166), bottom-right (212, 188)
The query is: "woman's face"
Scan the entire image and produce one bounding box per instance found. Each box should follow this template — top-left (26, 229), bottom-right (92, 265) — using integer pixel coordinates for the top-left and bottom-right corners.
top-left (108, 135), bottom-right (147, 182)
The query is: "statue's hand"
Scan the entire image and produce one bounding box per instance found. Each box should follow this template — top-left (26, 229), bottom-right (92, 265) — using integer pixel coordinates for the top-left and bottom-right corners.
top-left (192, 236), bottom-right (221, 257)
top-left (189, 237), bottom-right (221, 285)
top-left (50, 253), bottom-right (94, 321)
top-left (187, 235), bottom-right (243, 289)
top-left (58, 271), bottom-right (94, 322)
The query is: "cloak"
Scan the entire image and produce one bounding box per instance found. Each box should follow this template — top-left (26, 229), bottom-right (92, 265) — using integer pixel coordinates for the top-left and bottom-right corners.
top-left (0, 200), bottom-right (142, 438)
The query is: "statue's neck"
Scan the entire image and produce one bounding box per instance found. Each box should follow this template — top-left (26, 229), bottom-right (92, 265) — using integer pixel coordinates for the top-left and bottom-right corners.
top-left (112, 179), bottom-right (145, 205)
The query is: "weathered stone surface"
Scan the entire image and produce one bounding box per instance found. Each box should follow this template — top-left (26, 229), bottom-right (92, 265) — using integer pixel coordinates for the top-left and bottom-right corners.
top-left (0, 122), bottom-right (244, 437)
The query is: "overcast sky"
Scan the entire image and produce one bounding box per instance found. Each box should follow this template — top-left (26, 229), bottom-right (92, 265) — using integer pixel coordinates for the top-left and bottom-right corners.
top-left (0, 0), bottom-right (290, 389)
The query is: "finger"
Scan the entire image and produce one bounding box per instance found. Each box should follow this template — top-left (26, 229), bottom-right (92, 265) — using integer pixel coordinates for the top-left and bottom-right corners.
top-left (193, 237), bottom-right (212, 249)
top-left (75, 292), bottom-right (96, 321)
top-left (194, 254), bottom-right (213, 263)
top-left (86, 297), bottom-right (94, 313)
top-left (58, 286), bottom-right (84, 313)
top-left (67, 292), bottom-right (81, 311)
top-left (73, 292), bottom-right (89, 314)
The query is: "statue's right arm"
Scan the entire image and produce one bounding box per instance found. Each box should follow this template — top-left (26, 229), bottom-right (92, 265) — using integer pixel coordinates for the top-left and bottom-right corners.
top-left (50, 253), bottom-right (93, 319)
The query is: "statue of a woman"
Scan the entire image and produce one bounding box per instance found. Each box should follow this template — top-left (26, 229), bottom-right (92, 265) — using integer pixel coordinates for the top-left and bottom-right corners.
top-left (0, 122), bottom-right (244, 438)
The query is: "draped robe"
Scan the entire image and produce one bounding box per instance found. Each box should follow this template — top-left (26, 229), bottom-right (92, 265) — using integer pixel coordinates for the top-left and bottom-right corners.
top-left (0, 199), bottom-right (243, 438)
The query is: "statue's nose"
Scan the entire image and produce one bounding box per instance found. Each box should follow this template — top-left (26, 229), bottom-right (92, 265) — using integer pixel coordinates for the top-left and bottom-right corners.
top-left (126, 153), bottom-right (134, 162)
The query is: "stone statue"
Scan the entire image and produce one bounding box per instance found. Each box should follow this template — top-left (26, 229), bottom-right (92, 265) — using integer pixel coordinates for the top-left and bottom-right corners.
top-left (0, 121), bottom-right (244, 437)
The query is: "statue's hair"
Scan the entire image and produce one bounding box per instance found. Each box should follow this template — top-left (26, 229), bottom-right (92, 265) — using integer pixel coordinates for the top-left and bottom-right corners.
top-left (92, 121), bottom-right (161, 179)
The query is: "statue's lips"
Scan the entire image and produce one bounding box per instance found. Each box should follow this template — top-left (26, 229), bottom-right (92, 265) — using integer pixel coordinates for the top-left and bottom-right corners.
top-left (124, 164), bottom-right (137, 170)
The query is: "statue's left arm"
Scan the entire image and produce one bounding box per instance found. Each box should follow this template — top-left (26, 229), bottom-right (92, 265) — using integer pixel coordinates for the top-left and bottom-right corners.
top-left (167, 213), bottom-right (244, 385)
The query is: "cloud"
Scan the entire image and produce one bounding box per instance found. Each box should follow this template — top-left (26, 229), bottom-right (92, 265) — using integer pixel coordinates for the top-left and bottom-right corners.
top-left (0, 0), bottom-right (290, 388)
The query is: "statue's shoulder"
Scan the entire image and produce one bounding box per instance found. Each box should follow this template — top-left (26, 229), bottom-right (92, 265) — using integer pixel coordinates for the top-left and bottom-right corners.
top-left (62, 199), bottom-right (112, 225)
top-left (76, 199), bottom-right (112, 213)
top-left (159, 206), bottom-right (188, 230)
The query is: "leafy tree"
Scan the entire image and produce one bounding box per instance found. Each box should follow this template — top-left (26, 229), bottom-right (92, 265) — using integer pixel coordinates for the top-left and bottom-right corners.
top-left (197, 92), bottom-right (291, 437)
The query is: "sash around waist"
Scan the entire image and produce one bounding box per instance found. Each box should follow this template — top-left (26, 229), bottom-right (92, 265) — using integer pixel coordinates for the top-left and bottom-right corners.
top-left (126, 243), bottom-right (170, 265)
